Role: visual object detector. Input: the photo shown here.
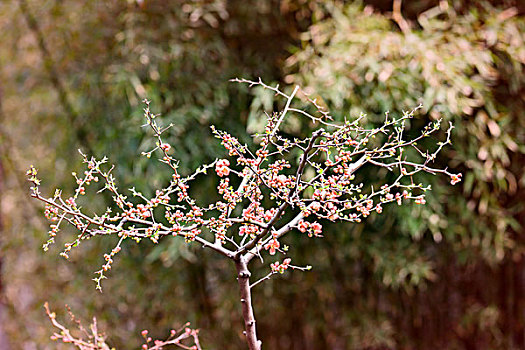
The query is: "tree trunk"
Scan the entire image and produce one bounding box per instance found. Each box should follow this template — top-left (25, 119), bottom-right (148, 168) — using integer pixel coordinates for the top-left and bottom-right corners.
top-left (235, 257), bottom-right (261, 350)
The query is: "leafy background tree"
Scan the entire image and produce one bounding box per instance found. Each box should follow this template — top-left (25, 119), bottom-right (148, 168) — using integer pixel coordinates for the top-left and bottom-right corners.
top-left (0, 0), bottom-right (524, 349)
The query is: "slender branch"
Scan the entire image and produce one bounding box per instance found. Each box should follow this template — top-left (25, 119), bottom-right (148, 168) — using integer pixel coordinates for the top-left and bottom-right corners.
top-left (250, 271), bottom-right (276, 289)
top-left (346, 154), bottom-right (368, 175)
top-left (270, 85), bottom-right (299, 138)
top-left (230, 77), bottom-right (289, 99)
top-left (196, 236), bottom-right (235, 259)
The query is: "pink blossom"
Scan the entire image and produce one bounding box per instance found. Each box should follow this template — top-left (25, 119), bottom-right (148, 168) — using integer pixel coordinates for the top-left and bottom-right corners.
top-left (311, 202), bottom-right (321, 211)
top-left (450, 173), bottom-right (462, 185)
top-left (415, 196), bottom-right (426, 205)
top-left (298, 220), bottom-right (309, 233)
top-left (215, 159), bottom-right (230, 177)
top-left (265, 239), bottom-right (280, 255)
top-left (310, 222), bottom-right (322, 236)
top-left (160, 143), bottom-right (171, 152)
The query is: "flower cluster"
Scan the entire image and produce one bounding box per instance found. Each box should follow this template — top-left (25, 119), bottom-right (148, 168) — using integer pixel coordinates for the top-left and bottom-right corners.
top-left (270, 258), bottom-right (291, 274)
top-left (297, 220), bottom-right (323, 237)
top-left (239, 224), bottom-right (260, 236)
top-left (44, 204), bottom-right (59, 221)
top-left (215, 159), bottom-right (230, 177)
top-left (415, 196), bottom-right (426, 205)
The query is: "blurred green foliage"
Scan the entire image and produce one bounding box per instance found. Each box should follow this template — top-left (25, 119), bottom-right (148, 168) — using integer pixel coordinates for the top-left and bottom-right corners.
top-left (284, 2), bottom-right (525, 348)
top-left (288, 0), bottom-right (525, 263)
top-left (1, 0), bottom-right (524, 349)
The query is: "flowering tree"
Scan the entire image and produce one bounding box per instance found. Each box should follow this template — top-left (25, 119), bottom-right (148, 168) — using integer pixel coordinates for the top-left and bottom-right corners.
top-left (27, 79), bottom-right (461, 350)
